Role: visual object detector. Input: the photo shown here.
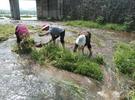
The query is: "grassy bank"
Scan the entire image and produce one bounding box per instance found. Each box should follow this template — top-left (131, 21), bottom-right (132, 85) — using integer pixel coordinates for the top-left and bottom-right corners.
top-left (30, 44), bottom-right (103, 81)
top-left (0, 24), bottom-right (14, 42)
top-left (64, 20), bottom-right (126, 32)
top-left (114, 42), bottom-right (135, 80)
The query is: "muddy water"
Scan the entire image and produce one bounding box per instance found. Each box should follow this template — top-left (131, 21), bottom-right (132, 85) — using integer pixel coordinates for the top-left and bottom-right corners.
top-left (56, 25), bottom-right (135, 99)
top-left (64, 27), bottom-right (135, 99)
top-left (0, 20), bottom-right (135, 100)
top-left (0, 32), bottom-right (102, 99)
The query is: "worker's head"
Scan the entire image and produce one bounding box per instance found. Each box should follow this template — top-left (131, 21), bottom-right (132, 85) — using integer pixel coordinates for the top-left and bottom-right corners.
top-left (42, 24), bottom-right (49, 31)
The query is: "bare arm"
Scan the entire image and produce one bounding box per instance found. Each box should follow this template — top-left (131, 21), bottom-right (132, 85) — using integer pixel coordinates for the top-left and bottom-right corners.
top-left (38, 31), bottom-right (50, 36)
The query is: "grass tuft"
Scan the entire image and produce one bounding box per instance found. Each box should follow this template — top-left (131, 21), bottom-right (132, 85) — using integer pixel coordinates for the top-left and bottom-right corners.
top-left (0, 24), bottom-right (14, 42)
top-left (114, 42), bottom-right (135, 80)
top-left (64, 20), bottom-right (126, 32)
top-left (31, 44), bottom-right (103, 81)
top-left (12, 37), bottom-right (34, 54)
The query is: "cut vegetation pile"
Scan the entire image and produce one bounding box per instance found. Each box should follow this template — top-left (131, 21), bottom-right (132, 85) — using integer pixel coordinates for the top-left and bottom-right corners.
top-left (31, 44), bottom-right (103, 81)
top-left (0, 24), bottom-right (14, 41)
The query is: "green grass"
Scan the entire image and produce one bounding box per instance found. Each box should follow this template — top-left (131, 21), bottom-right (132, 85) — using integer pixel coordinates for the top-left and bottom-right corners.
top-left (113, 42), bottom-right (135, 80)
top-left (21, 16), bottom-right (32, 18)
top-left (128, 90), bottom-right (135, 100)
top-left (31, 44), bottom-right (103, 81)
top-left (12, 37), bottom-right (35, 54)
top-left (64, 20), bottom-right (126, 32)
top-left (0, 24), bottom-right (14, 41)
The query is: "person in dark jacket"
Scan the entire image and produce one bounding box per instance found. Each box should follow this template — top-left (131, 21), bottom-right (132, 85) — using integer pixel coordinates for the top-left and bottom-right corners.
top-left (73, 31), bottom-right (92, 56)
top-left (41, 24), bottom-right (65, 47)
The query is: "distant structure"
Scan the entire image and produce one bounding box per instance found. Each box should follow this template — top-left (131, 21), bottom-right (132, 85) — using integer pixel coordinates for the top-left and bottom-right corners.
top-left (9, 0), bottom-right (135, 24)
top-left (9, 0), bottom-right (63, 20)
top-left (9, 0), bottom-right (20, 20)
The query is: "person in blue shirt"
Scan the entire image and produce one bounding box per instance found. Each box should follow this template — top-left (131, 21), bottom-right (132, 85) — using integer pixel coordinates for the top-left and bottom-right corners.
top-left (41, 24), bottom-right (65, 47)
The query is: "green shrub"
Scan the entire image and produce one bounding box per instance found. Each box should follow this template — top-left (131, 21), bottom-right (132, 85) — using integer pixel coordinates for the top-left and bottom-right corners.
top-left (12, 37), bottom-right (34, 54)
top-left (124, 15), bottom-right (135, 32)
top-left (91, 55), bottom-right (104, 65)
top-left (62, 16), bottom-right (72, 21)
top-left (54, 60), bottom-right (77, 72)
top-left (30, 44), bottom-right (103, 81)
top-left (96, 16), bottom-right (105, 24)
top-left (42, 44), bottom-right (62, 60)
top-left (75, 60), bottom-right (103, 81)
top-left (20, 37), bottom-right (34, 54)
top-left (64, 20), bottom-right (101, 29)
top-left (64, 20), bottom-right (126, 32)
top-left (53, 49), bottom-right (78, 72)
top-left (104, 23), bottom-right (126, 31)
top-left (114, 42), bottom-right (135, 80)
top-left (31, 48), bottom-right (46, 65)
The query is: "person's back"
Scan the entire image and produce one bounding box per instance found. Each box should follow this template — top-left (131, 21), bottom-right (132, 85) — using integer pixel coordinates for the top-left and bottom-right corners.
top-left (41, 25), bottom-right (65, 47)
top-left (15, 24), bottom-right (29, 36)
top-left (75, 35), bottom-right (86, 47)
top-left (49, 27), bottom-right (64, 36)
top-left (15, 23), bottom-right (29, 49)
top-left (74, 31), bottom-right (92, 56)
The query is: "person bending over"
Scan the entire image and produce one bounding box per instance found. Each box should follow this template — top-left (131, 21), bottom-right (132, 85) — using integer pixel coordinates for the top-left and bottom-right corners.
top-left (41, 24), bottom-right (65, 47)
top-left (15, 23), bottom-right (29, 49)
top-left (73, 31), bottom-right (92, 56)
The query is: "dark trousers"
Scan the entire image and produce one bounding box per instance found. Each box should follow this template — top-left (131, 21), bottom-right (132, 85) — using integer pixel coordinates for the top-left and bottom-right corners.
top-left (51, 30), bottom-right (65, 46)
top-left (16, 34), bottom-right (22, 44)
top-left (15, 26), bottom-right (22, 44)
